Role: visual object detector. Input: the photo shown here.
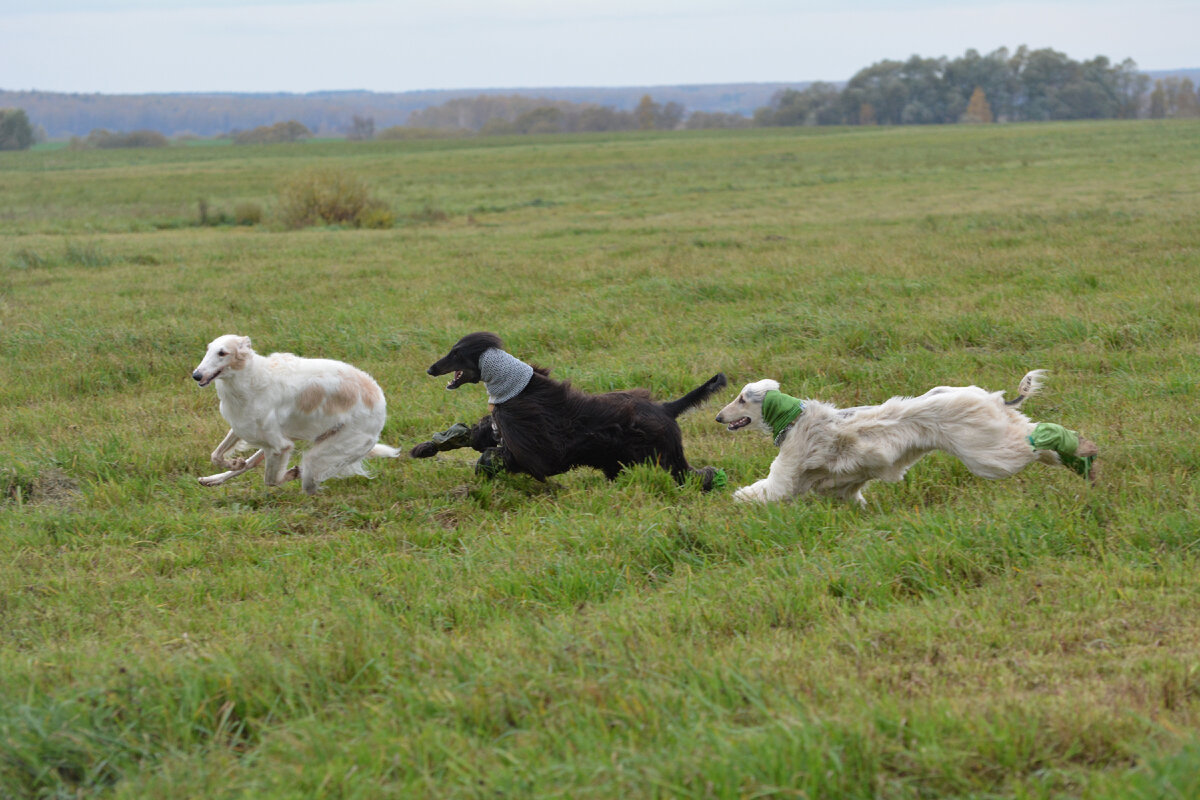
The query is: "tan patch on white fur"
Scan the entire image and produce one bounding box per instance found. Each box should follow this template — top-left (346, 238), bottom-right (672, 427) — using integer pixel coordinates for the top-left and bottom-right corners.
top-left (351, 372), bottom-right (382, 409)
top-left (323, 374), bottom-right (361, 415)
top-left (298, 383), bottom-right (325, 414)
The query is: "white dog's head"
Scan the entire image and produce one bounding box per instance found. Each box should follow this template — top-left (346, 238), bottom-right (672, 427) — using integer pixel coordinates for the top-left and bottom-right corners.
top-left (193, 334), bottom-right (253, 387)
top-left (715, 379), bottom-right (780, 436)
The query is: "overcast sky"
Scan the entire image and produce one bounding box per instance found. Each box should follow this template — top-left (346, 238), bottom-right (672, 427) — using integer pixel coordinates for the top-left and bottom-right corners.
top-left (3, 0), bottom-right (1196, 95)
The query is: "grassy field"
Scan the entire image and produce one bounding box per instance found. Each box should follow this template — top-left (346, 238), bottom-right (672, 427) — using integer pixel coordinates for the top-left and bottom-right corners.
top-left (1, 120), bottom-right (1199, 798)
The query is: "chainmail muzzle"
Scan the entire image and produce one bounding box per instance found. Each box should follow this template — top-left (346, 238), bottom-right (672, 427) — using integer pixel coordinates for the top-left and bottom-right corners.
top-left (478, 348), bottom-right (534, 404)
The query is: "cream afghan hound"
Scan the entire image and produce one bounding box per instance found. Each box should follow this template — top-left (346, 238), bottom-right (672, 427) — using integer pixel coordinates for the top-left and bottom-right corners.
top-left (715, 370), bottom-right (1097, 506)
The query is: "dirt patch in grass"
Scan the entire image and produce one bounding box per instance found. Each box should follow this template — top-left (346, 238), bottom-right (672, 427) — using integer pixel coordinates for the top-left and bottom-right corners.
top-left (1, 466), bottom-right (80, 508)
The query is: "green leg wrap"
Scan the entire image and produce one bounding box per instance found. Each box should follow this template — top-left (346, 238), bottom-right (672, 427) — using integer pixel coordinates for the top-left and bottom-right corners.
top-left (429, 422), bottom-right (473, 450)
top-left (710, 468), bottom-right (727, 491)
top-left (701, 468), bottom-right (727, 492)
top-left (1028, 422), bottom-right (1093, 479)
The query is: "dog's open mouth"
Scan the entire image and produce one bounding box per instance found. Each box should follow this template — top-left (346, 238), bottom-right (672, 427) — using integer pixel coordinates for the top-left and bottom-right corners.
top-left (197, 368), bottom-right (222, 388)
top-left (726, 416), bottom-right (752, 432)
top-left (445, 370), bottom-right (467, 390)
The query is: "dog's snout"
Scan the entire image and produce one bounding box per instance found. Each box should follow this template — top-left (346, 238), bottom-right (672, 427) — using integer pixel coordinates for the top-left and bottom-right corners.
top-left (426, 365), bottom-right (437, 376)
top-left (192, 371), bottom-right (203, 382)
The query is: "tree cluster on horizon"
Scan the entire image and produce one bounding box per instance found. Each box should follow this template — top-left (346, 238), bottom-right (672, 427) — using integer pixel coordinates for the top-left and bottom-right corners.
top-left (401, 47), bottom-right (1193, 136)
top-left (753, 47), bottom-right (1153, 127)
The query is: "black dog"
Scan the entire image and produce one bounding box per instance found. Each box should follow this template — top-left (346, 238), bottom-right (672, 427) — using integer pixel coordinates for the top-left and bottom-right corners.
top-left (414, 332), bottom-right (726, 489)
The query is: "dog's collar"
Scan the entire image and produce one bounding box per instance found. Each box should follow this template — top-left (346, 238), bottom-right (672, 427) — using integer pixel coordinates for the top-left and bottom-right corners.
top-left (762, 389), bottom-right (804, 443)
top-left (479, 348), bottom-right (534, 404)
top-left (773, 422), bottom-right (796, 448)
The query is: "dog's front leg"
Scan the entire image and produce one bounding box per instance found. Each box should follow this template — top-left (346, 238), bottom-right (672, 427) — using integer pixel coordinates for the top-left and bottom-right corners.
top-left (199, 448), bottom-right (265, 487)
top-left (209, 429), bottom-right (243, 470)
top-left (732, 479), bottom-right (772, 502)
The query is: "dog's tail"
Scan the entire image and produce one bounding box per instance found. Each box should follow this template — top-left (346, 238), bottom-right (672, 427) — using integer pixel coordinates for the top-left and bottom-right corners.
top-left (369, 444), bottom-right (404, 458)
top-left (661, 373), bottom-right (728, 418)
top-left (1005, 369), bottom-right (1046, 407)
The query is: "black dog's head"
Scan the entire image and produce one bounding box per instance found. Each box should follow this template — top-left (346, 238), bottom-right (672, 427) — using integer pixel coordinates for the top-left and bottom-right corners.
top-left (427, 331), bottom-right (505, 390)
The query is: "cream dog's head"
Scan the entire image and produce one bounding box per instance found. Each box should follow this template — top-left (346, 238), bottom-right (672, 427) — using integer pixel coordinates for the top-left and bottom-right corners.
top-left (193, 334), bottom-right (252, 387)
top-left (715, 379), bottom-right (780, 436)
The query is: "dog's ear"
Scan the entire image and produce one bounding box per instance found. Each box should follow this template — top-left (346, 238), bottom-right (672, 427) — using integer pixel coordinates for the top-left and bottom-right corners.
top-left (742, 379), bottom-right (781, 402)
top-left (238, 336), bottom-right (252, 352)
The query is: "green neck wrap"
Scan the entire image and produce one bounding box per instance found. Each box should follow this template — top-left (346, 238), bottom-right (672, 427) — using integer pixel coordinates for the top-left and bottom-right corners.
top-left (762, 389), bottom-right (804, 444)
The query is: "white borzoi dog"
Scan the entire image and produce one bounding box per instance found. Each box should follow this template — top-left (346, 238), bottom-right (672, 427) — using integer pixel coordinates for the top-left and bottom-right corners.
top-left (715, 370), bottom-right (1097, 506)
top-left (192, 335), bottom-right (401, 494)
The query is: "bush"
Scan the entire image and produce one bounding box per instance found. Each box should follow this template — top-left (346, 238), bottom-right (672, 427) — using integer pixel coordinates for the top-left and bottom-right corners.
top-left (78, 129), bottom-right (169, 149)
top-left (233, 202), bottom-right (264, 226)
top-left (0, 108), bottom-right (34, 151)
top-left (276, 169), bottom-right (392, 229)
top-left (62, 240), bottom-right (111, 267)
top-left (408, 202), bottom-right (448, 224)
top-left (8, 248), bottom-right (50, 270)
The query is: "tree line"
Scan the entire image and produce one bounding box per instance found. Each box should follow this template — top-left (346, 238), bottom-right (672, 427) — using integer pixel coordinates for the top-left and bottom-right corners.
top-left (389, 47), bottom-right (1196, 135)
top-left (2, 47), bottom-right (1197, 150)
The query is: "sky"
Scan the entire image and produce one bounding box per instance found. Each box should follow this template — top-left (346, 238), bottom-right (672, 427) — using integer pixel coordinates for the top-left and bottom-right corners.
top-left (2, 0), bottom-right (1197, 95)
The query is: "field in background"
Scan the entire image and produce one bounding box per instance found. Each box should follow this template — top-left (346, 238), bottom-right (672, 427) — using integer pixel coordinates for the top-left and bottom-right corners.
top-left (1, 121), bottom-right (1199, 798)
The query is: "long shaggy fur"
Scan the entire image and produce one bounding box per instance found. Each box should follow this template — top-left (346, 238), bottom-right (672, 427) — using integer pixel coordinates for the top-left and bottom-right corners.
top-left (193, 334), bottom-right (400, 494)
top-left (424, 331), bottom-right (726, 486)
top-left (716, 370), bottom-right (1087, 506)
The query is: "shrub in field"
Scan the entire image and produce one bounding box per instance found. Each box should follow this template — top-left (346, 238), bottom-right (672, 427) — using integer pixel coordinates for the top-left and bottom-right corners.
top-left (62, 240), bottom-right (111, 267)
top-left (196, 199), bottom-right (263, 226)
top-left (8, 247), bottom-right (50, 269)
top-left (276, 169), bottom-right (393, 229)
top-left (233, 202), bottom-right (264, 226)
top-left (408, 202), bottom-right (448, 224)
top-left (73, 129), bottom-right (169, 149)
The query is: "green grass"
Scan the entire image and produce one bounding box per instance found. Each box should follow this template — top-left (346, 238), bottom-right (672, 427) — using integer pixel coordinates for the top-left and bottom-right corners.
top-left (2, 120), bottom-right (1199, 798)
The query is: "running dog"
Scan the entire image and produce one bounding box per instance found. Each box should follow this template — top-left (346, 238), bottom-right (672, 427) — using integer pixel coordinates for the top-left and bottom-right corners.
top-left (192, 334), bottom-right (401, 494)
top-left (715, 370), bottom-right (1097, 505)
top-left (417, 331), bottom-right (726, 489)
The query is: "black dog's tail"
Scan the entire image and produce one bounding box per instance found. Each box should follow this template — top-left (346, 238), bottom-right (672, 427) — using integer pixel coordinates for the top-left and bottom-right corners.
top-left (661, 373), bottom-right (728, 419)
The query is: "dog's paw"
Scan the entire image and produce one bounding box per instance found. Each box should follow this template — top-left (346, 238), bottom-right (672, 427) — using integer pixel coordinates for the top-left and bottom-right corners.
top-left (410, 442), bottom-right (439, 458)
top-left (198, 475), bottom-right (221, 487)
top-left (227, 457), bottom-right (247, 470)
top-left (475, 448), bottom-right (506, 477)
top-left (732, 485), bottom-right (767, 503)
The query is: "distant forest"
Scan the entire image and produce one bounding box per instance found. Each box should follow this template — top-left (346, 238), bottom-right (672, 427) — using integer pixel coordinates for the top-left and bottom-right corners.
top-left (0, 84), bottom-right (789, 140)
top-left (3, 47), bottom-right (1199, 142)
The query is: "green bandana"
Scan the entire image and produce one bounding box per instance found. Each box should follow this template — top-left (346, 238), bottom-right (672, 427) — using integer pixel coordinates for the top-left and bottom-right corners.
top-left (762, 389), bottom-right (804, 444)
top-left (1028, 422), bottom-right (1093, 479)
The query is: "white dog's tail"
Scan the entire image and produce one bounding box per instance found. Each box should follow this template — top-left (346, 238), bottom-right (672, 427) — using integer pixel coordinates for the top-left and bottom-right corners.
top-left (1006, 369), bottom-right (1046, 407)
top-left (369, 444), bottom-right (403, 458)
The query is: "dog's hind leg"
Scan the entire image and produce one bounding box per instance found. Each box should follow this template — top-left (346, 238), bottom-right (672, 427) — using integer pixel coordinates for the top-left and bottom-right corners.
top-left (262, 444), bottom-right (296, 487)
top-left (1029, 422), bottom-right (1098, 482)
top-left (199, 448), bottom-right (266, 487)
top-left (661, 451), bottom-right (726, 493)
top-left (296, 426), bottom-right (382, 494)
